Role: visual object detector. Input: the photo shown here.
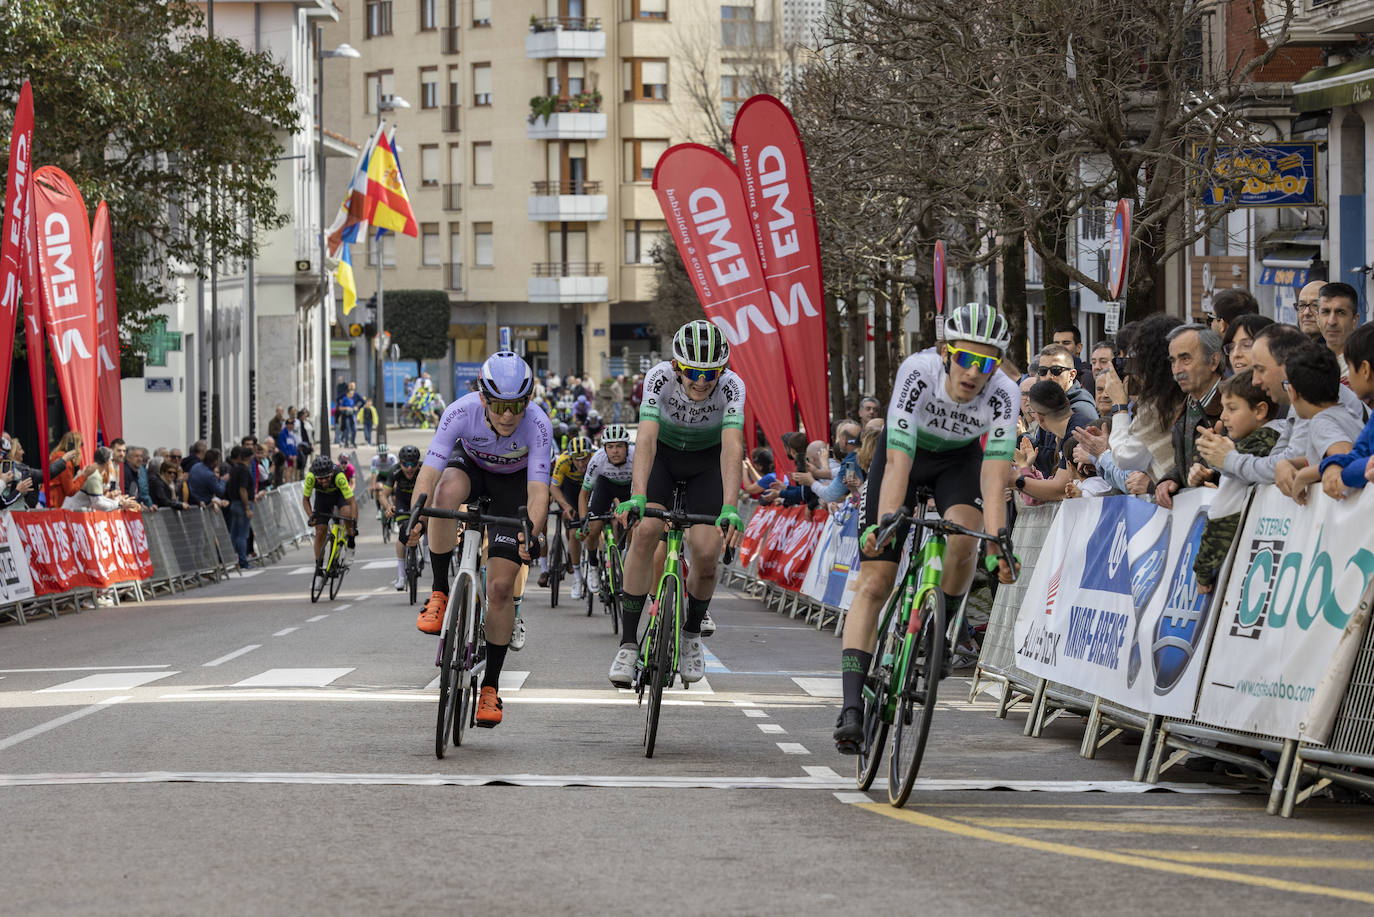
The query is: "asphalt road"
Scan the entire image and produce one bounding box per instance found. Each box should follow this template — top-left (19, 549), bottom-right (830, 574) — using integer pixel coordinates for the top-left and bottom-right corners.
top-left (4, 435), bottom-right (1374, 915)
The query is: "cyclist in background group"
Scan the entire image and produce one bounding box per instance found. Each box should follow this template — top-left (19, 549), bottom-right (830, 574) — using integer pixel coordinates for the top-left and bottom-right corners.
top-left (832, 303), bottom-right (1019, 755)
top-left (379, 445), bottom-right (422, 590)
top-left (610, 320), bottom-right (745, 687)
top-left (578, 423), bottom-right (635, 596)
top-left (303, 454), bottom-right (359, 576)
top-left (549, 435), bottom-right (594, 599)
top-left (406, 351), bottom-right (551, 728)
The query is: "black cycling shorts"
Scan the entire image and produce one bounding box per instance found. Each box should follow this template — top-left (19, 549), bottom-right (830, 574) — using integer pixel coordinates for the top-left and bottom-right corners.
top-left (861, 427), bottom-right (983, 564)
top-left (445, 448), bottom-right (529, 565)
top-left (588, 476), bottom-right (632, 516)
top-left (646, 442), bottom-right (724, 517)
top-left (557, 476), bottom-right (583, 513)
top-left (311, 489), bottom-right (346, 522)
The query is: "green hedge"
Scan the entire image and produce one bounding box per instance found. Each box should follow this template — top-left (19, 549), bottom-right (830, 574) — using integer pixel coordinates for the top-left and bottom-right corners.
top-left (381, 289), bottom-right (450, 359)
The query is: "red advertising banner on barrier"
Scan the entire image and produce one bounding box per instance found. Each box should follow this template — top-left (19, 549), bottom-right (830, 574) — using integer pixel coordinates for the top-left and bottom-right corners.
top-left (91, 201), bottom-right (122, 443)
top-left (0, 81), bottom-right (33, 432)
top-left (740, 502), bottom-right (779, 567)
top-left (731, 95), bottom-right (830, 442)
top-left (34, 166), bottom-right (99, 465)
top-left (653, 144), bottom-right (794, 454)
top-left (756, 504), bottom-right (827, 592)
top-left (10, 509), bottom-right (152, 594)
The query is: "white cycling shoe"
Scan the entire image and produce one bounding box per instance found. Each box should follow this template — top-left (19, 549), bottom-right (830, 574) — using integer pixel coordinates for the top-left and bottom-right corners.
top-left (392, 576), bottom-right (405, 591)
top-left (700, 612), bottom-right (716, 637)
top-left (679, 634), bottom-right (706, 683)
top-left (510, 616), bottom-right (527, 652)
top-left (608, 645), bottom-right (637, 688)
top-left (586, 566), bottom-right (602, 594)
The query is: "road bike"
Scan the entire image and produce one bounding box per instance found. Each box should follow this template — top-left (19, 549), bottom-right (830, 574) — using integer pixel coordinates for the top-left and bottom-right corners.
top-left (379, 503), bottom-right (392, 544)
top-left (856, 494), bottom-right (1016, 807)
top-left (395, 510), bottom-right (427, 605)
top-left (572, 519), bottom-right (596, 618)
top-left (412, 494), bottom-right (533, 759)
top-left (546, 505), bottom-right (567, 607)
top-left (310, 513), bottom-right (353, 603)
top-left (582, 511), bottom-right (624, 635)
top-left (628, 483), bottom-right (726, 758)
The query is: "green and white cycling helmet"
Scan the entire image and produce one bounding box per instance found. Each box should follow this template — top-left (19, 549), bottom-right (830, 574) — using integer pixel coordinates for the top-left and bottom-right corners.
top-left (672, 319), bottom-right (730, 370)
top-left (602, 423), bottom-right (630, 443)
top-left (944, 302), bottom-right (1011, 354)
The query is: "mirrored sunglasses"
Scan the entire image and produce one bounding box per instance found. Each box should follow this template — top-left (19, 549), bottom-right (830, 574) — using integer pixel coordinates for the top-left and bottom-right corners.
top-left (486, 396), bottom-right (529, 415)
top-left (948, 346), bottom-right (1001, 375)
top-left (400, 461), bottom-right (419, 469)
top-left (1036, 365), bottom-right (1072, 378)
top-left (675, 361), bottom-right (722, 383)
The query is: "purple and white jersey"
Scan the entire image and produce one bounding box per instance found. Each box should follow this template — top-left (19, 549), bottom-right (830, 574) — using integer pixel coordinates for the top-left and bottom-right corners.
top-left (424, 392), bottom-right (553, 483)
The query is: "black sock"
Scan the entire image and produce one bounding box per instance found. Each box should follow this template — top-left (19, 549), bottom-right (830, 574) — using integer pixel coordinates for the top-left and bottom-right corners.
top-left (431, 550), bottom-right (452, 594)
top-left (620, 593), bottom-right (647, 646)
top-left (684, 594), bottom-right (711, 634)
top-left (841, 649), bottom-right (872, 714)
top-left (482, 642), bottom-right (508, 690)
top-left (347, 534), bottom-right (355, 549)
top-left (942, 592), bottom-right (966, 636)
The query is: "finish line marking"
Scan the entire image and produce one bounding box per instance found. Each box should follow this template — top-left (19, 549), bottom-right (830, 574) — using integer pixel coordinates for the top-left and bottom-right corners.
top-left (0, 697), bottom-right (131, 752)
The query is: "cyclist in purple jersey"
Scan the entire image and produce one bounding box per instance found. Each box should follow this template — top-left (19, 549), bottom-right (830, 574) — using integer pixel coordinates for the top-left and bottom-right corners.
top-left (407, 351), bottom-right (551, 729)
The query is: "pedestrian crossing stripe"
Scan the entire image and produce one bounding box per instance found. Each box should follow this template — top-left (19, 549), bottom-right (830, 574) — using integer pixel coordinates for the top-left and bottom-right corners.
top-left (791, 677), bottom-right (841, 697)
top-left (38, 671), bottom-right (180, 693)
top-left (232, 668), bottom-right (356, 688)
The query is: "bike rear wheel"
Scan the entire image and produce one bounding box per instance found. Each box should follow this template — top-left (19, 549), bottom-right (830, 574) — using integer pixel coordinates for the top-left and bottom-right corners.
top-left (644, 589), bottom-right (677, 758)
top-left (381, 515), bottom-right (392, 544)
top-left (406, 548), bottom-right (420, 605)
top-left (584, 554), bottom-right (595, 617)
top-left (857, 595), bottom-right (903, 790)
top-left (606, 545), bottom-right (622, 636)
top-left (888, 589), bottom-right (945, 807)
top-left (309, 541), bottom-right (330, 603)
top-left (435, 580), bottom-right (470, 758)
top-left (548, 534), bottom-right (564, 608)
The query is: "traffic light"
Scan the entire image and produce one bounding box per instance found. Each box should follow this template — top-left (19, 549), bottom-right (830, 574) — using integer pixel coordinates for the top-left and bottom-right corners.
top-left (348, 297), bottom-right (378, 338)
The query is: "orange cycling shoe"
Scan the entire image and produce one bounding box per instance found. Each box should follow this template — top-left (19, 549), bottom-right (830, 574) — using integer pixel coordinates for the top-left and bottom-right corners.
top-left (475, 685), bottom-right (503, 727)
top-left (416, 590), bottom-right (447, 634)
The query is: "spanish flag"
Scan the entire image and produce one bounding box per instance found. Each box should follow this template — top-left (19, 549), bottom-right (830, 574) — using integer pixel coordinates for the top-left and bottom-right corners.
top-left (337, 242), bottom-right (358, 315)
top-left (364, 129), bottom-right (418, 237)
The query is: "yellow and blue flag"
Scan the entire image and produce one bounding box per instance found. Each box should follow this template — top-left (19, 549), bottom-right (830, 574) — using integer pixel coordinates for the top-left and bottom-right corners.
top-left (336, 242), bottom-right (357, 315)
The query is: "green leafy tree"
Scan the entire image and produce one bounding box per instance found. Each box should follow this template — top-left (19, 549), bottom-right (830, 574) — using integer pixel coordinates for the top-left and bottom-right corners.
top-left (0, 0), bottom-right (299, 362)
top-left (381, 290), bottom-right (451, 360)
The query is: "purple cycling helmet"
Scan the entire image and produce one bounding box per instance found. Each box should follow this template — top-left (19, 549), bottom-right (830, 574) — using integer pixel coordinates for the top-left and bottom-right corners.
top-left (478, 351), bottom-right (534, 401)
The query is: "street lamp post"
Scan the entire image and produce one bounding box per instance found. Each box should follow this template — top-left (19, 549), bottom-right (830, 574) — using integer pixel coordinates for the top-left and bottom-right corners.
top-left (315, 27), bottom-right (360, 462)
top-left (373, 89), bottom-right (410, 460)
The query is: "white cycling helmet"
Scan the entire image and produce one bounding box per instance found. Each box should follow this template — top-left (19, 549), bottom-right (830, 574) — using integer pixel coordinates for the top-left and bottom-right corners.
top-left (602, 423), bottom-right (630, 443)
top-left (944, 302), bottom-right (1011, 354)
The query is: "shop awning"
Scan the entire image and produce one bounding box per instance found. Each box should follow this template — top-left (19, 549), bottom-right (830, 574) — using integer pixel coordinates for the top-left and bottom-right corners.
top-left (1294, 57), bottom-right (1374, 112)
top-left (1259, 247), bottom-right (1319, 287)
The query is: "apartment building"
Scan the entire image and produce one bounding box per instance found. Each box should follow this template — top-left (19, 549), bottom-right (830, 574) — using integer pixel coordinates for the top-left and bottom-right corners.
top-left (321, 0), bottom-right (783, 398)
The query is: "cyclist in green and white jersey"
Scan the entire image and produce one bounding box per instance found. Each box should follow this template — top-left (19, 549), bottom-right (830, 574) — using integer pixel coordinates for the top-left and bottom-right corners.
top-left (833, 303), bottom-right (1020, 753)
top-left (609, 320), bottom-right (745, 687)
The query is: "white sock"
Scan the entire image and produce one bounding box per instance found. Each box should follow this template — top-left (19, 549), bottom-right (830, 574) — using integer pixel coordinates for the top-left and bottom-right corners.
top-left (396, 558), bottom-right (405, 578)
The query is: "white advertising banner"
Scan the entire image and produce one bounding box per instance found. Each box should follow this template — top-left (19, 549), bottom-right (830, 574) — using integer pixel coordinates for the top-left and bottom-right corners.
top-left (1012, 489), bottom-right (1220, 717)
top-left (0, 511), bottom-right (36, 605)
top-left (1195, 485), bottom-right (1374, 743)
top-left (800, 499), bottom-right (861, 611)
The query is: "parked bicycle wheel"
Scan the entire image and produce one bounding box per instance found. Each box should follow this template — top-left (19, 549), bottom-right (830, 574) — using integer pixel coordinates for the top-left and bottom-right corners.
top-left (888, 590), bottom-right (945, 807)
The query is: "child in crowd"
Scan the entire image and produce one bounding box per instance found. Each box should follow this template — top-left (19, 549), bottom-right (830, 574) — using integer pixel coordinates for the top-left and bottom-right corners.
top-left (1063, 435), bottom-right (1112, 499)
top-left (1275, 345), bottom-right (1365, 506)
top-left (1321, 324), bottom-right (1374, 498)
top-left (1193, 369), bottom-right (1280, 593)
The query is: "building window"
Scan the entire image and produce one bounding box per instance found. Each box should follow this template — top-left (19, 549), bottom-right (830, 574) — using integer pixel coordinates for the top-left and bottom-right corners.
top-left (364, 71), bottom-right (396, 114)
top-left (420, 144), bottom-right (440, 186)
top-left (623, 138), bottom-right (668, 182)
top-left (367, 232), bottom-right (397, 267)
top-left (721, 70), bottom-right (751, 124)
top-left (623, 0), bottom-right (667, 19)
top-left (546, 60), bottom-right (586, 97)
top-left (624, 220), bottom-right (666, 265)
top-left (473, 0), bottom-right (492, 27)
top-left (420, 0), bottom-right (438, 31)
top-left (366, 0), bottom-right (393, 37)
top-left (473, 142), bottom-right (493, 186)
top-left (475, 222), bottom-right (494, 267)
top-left (1082, 200), bottom-right (1107, 241)
top-left (422, 223), bottom-right (440, 266)
top-left (420, 67), bottom-right (439, 109)
top-left (473, 63), bottom-right (492, 106)
top-left (448, 143), bottom-right (463, 182)
top-left (623, 59), bottom-right (668, 101)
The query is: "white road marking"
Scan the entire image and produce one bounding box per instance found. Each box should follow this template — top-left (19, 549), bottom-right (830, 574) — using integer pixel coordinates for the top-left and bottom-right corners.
top-left (743, 709), bottom-right (768, 718)
top-left (0, 696), bottom-right (131, 751)
top-left (777, 742), bottom-right (811, 755)
top-left (500, 671), bottom-right (530, 692)
top-left (361, 560), bottom-right (395, 570)
top-left (791, 677), bottom-right (842, 698)
top-left (272, 627), bottom-right (298, 637)
top-left (202, 645), bottom-right (261, 667)
top-left (333, 604), bottom-right (352, 611)
top-left (156, 691), bottom-right (708, 707)
top-left (306, 615), bottom-right (329, 623)
top-left (804, 766), bottom-right (840, 779)
top-left (231, 668), bottom-right (355, 688)
top-left (731, 700), bottom-right (758, 707)
top-left (0, 666), bottom-right (169, 674)
top-left (38, 672), bottom-right (178, 693)
top-left (0, 771), bottom-right (861, 790)
top-left (236, 570), bottom-right (264, 578)
top-left (833, 792), bottom-right (873, 804)
top-left (287, 566), bottom-right (315, 575)
top-left (758, 723), bottom-right (786, 734)
top-left (423, 675), bottom-right (440, 691)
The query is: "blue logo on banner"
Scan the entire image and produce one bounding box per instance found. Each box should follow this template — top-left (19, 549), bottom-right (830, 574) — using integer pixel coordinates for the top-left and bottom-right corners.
top-left (1152, 510), bottom-right (1213, 696)
top-left (823, 505), bottom-right (860, 607)
top-left (1080, 498), bottom-right (1165, 596)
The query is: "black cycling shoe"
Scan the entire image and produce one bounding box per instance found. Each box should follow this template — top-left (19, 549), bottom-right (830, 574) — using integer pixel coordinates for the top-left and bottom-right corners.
top-left (833, 707), bottom-right (863, 755)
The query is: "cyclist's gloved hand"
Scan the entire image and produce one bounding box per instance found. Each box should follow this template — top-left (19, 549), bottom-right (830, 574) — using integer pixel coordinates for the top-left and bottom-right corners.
top-left (619, 494), bottom-right (647, 519)
top-left (715, 503), bottom-right (742, 532)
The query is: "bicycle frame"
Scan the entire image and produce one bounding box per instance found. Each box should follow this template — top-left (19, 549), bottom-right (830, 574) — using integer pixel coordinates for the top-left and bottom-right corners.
top-left (434, 524), bottom-right (487, 677)
top-left (640, 525), bottom-right (686, 676)
top-left (868, 525), bottom-right (947, 723)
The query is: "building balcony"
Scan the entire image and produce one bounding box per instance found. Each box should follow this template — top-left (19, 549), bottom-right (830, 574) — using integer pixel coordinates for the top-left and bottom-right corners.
top-left (528, 181), bottom-right (608, 221)
top-left (526, 17), bottom-right (606, 58)
top-left (444, 263), bottom-right (464, 292)
top-left (1261, 0), bottom-right (1362, 44)
top-left (443, 183), bottom-right (462, 212)
top-left (528, 262), bottom-right (609, 303)
top-left (442, 104), bottom-right (461, 133)
top-left (442, 25), bottom-right (460, 54)
top-left (527, 93), bottom-right (606, 139)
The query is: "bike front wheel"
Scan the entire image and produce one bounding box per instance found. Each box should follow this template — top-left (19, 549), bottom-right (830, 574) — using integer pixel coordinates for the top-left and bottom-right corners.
top-left (435, 580), bottom-right (470, 758)
top-left (644, 590), bottom-right (677, 758)
top-left (407, 551), bottom-right (420, 605)
top-left (310, 543), bottom-right (329, 603)
top-left (328, 548), bottom-right (346, 600)
top-left (857, 597), bottom-right (903, 790)
top-left (888, 589), bottom-right (945, 807)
